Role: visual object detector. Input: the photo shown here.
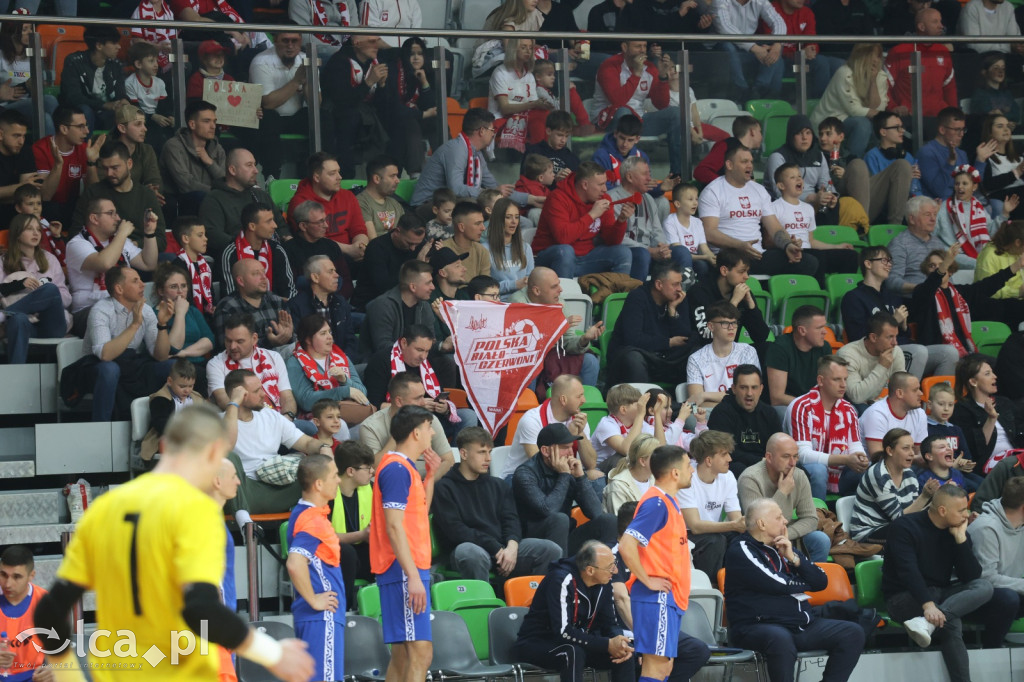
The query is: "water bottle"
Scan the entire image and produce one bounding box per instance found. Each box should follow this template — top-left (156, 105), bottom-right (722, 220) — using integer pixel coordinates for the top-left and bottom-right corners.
top-left (0, 630), bottom-right (11, 678)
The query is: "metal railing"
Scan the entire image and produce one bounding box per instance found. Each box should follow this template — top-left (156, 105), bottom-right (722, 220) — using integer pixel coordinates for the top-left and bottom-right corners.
top-left (8, 13), bottom-right (1017, 176)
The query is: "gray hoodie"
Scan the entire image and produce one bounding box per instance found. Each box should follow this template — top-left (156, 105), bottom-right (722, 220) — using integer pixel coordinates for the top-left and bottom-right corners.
top-left (966, 498), bottom-right (1024, 595)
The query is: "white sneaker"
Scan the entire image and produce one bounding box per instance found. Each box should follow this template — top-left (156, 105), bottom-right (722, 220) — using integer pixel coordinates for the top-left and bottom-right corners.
top-left (903, 616), bottom-right (935, 648)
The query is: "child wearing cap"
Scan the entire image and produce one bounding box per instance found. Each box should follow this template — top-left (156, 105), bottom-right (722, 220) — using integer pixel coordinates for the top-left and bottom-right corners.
top-left (186, 40), bottom-right (235, 103)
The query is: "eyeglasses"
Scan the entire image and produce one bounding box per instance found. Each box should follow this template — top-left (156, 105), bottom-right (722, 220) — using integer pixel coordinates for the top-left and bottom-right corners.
top-left (483, 127), bottom-right (496, 133)
top-left (589, 561), bottom-right (618, 573)
top-left (479, 292), bottom-right (501, 301)
top-left (868, 257), bottom-right (893, 264)
top-left (882, 125), bottom-right (905, 131)
top-left (302, 218), bottom-right (328, 226)
top-left (355, 465), bottom-right (374, 472)
top-left (67, 123), bottom-right (89, 130)
top-left (94, 210), bottom-right (119, 217)
top-left (711, 320), bottom-right (739, 329)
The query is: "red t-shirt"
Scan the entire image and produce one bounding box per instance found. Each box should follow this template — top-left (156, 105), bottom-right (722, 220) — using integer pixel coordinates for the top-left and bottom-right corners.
top-left (32, 137), bottom-right (88, 205)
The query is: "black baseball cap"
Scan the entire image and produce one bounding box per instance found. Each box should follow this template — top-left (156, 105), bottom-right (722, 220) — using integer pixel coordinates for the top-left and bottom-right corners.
top-left (537, 423), bottom-right (583, 448)
top-left (429, 247), bottom-right (469, 272)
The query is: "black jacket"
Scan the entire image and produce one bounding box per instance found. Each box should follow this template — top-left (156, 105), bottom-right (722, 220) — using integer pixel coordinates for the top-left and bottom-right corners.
top-left (706, 391), bottom-right (782, 469)
top-left (512, 452), bottom-right (605, 527)
top-left (59, 51), bottom-right (126, 111)
top-left (515, 557), bottom-right (621, 653)
top-left (841, 281), bottom-right (912, 344)
top-left (432, 466), bottom-right (522, 555)
top-left (724, 533), bottom-right (826, 630)
top-left (951, 395), bottom-right (1024, 474)
top-left (881, 510), bottom-right (982, 604)
top-left (970, 452), bottom-right (1024, 512)
top-left (996, 332), bottom-right (1024, 401)
top-left (910, 268), bottom-right (1013, 347)
top-left (287, 285), bottom-right (360, 362)
top-left (687, 278), bottom-right (770, 349)
top-left (607, 281), bottom-right (691, 357)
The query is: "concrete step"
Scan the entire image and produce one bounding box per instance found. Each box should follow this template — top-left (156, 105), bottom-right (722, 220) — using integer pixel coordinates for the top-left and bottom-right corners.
top-left (0, 522), bottom-right (76, 545)
top-left (0, 489), bottom-right (67, 527)
top-left (0, 459), bottom-right (35, 479)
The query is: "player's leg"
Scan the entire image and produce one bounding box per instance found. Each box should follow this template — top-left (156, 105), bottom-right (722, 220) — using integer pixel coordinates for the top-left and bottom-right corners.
top-left (402, 640), bottom-right (434, 682)
top-left (386, 642), bottom-right (409, 682)
top-left (632, 596), bottom-right (680, 682)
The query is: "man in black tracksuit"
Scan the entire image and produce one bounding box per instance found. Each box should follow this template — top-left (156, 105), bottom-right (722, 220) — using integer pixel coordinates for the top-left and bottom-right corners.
top-left (512, 543), bottom-right (634, 682)
top-left (724, 498), bottom-right (864, 682)
top-left (706, 365), bottom-right (782, 476)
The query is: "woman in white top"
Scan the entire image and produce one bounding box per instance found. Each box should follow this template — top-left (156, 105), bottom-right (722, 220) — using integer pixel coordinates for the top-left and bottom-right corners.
top-left (489, 37), bottom-right (552, 152)
top-left (0, 14), bottom-right (57, 135)
top-left (603, 433), bottom-right (657, 515)
top-left (981, 113), bottom-right (1024, 220)
top-left (485, 197), bottom-right (535, 300)
top-left (810, 44), bottom-right (888, 159)
top-left (0, 214), bottom-right (70, 363)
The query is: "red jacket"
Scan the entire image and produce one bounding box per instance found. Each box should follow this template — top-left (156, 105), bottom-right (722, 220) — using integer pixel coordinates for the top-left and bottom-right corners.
top-left (765, 3), bottom-right (817, 59)
top-left (886, 42), bottom-right (957, 117)
top-left (515, 175), bottom-right (551, 199)
top-left (533, 172), bottom-right (627, 256)
top-left (594, 54), bottom-right (670, 129)
top-left (694, 138), bottom-right (731, 186)
top-left (288, 178), bottom-right (368, 245)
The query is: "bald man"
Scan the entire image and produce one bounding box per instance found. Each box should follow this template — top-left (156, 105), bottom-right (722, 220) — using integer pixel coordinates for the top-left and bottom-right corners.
top-left (510, 266), bottom-right (602, 387)
top-left (736, 434), bottom-right (831, 562)
top-left (200, 147), bottom-right (288, 255)
top-left (886, 9), bottom-right (958, 123)
top-left (724, 498), bottom-right (864, 682)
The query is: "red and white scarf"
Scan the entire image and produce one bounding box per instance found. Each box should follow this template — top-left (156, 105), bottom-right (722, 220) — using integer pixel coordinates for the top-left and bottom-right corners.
top-left (293, 344), bottom-right (351, 390)
top-left (132, 0), bottom-right (176, 69)
top-left (496, 69), bottom-right (531, 153)
top-left (944, 197), bottom-right (991, 260)
top-left (40, 223), bottom-right (65, 267)
top-left (350, 57), bottom-right (379, 90)
top-left (461, 133), bottom-right (481, 188)
top-left (224, 347), bottom-right (281, 409)
top-left (81, 228), bottom-right (126, 291)
top-left (389, 340), bottom-right (460, 422)
top-left (538, 398), bottom-right (578, 453)
top-left (934, 285), bottom-right (976, 358)
top-left (611, 414), bottom-right (629, 436)
top-left (396, 62), bottom-right (420, 107)
top-left (177, 250), bottom-right (213, 314)
top-left (309, 0), bottom-right (348, 47)
top-left (234, 233), bottom-right (273, 288)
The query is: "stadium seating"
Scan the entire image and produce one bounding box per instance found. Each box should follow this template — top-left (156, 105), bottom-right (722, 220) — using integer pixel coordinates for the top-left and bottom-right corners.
top-left (503, 575), bottom-right (543, 607)
top-left (921, 375), bottom-right (954, 402)
top-left (767, 275), bottom-right (830, 328)
top-left (813, 225), bottom-right (867, 249)
top-left (971, 321), bottom-right (1011, 357)
top-left (867, 224), bottom-right (907, 247)
top-left (430, 611), bottom-right (515, 675)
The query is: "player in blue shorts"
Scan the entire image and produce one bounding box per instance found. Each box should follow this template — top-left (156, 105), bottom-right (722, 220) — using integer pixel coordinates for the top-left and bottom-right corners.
top-left (286, 454), bottom-right (344, 682)
top-left (370, 405), bottom-right (441, 682)
top-left (620, 445), bottom-right (711, 682)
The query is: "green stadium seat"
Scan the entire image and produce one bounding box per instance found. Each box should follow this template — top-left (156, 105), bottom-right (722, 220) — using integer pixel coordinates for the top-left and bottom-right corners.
top-left (972, 320), bottom-right (1011, 357)
top-left (744, 99), bottom-right (796, 124)
top-left (341, 179), bottom-right (367, 191)
top-left (356, 584), bottom-right (381, 619)
top-left (431, 580), bottom-right (505, 659)
top-left (763, 114), bottom-right (790, 155)
top-left (854, 559), bottom-right (885, 611)
top-left (867, 224), bottom-right (906, 247)
top-left (268, 178), bottom-right (300, 211)
top-left (826, 273), bottom-right (863, 322)
top-left (813, 225), bottom-right (867, 249)
top-left (395, 178), bottom-right (417, 203)
top-left (767, 275), bottom-right (830, 327)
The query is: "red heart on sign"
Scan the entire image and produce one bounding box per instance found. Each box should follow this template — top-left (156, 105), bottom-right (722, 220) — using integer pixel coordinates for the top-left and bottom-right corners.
top-left (227, 95), bottom-right (242, 107)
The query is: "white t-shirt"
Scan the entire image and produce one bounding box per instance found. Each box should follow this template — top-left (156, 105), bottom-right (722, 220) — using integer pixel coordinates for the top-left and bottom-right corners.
top-left (591, 414), bottom-right (629, 465)
top-left (489, 65), bottom-right (538, 118)
top-left (65, 233), bottom-right (142, 313)
top-left (686, 342), bottom-right (760, 394)
top-left (771, 198), bottom-right (814, 248)
top-left (663, 214), bottom-right (707, 254)
top-left (592, 58), bottom-right (655, 120)
top-left (859, 400), bottom-right (928, 446)
top-left (249, 48), bottom-right (306, 117)
top-left (676, 470), bottom-right (741, 523)
top-left (0, 53), bottom-right (30, 86)
top-left (698, 176), bottom-right (775, 254)
top-left (229, 408), bottom-right (304, 478)
top-left (125, 72), bottom-right (168, 115)
top-left (506, 402), bottom-right (592, 478)
top-left (206, 348), bottom-right (291, 397)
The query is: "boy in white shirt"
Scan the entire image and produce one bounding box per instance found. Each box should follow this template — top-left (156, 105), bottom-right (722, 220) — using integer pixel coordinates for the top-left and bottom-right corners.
top-left (591, 384), bottom-right (645, 473)
top-left (771, 162), bottom-right (860, 281)
top-left (684, 300), bottom-right (760, 408)
top-left (124, 42), bottom-right (173, 149)
top-left (663, 183), bottom-right (716, 282)
top-left (676, 429), bottom-right (745, 576)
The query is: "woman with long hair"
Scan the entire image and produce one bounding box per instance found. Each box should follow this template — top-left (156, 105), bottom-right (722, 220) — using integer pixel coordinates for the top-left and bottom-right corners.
top-left (952, 353), bottom-right (1024, 474)
top-left (970, 52), bottom-right (1021, 124)
top-left (489, 37), bottom-right (551, 152)
top-left (285, 313), bottom-right (374, 427)
top-left (484, 0), bottom-right (543, 32)
top-left (388, 37), bottom-right (439, 149)
top-left (981, 113), bottom-right (1024, 219)
top-left (975, 219), bottom-right (1024, 300)
top-left (0, 11), bottom-right (57, 134)
top-left (603, 433), bottom-right (658, 515)
top-left (149, 261), bottom-right (214, 392)
top-left (849, 428), bottom-right (937, 543)
top-left (810, 43), bottom-right (888, 158)
top-left (0, 214), bottom-right (69, 363)
top-left (485, 197), bottom-right (534, 300)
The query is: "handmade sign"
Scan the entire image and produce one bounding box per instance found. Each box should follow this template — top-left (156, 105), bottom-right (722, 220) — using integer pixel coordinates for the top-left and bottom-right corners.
top-left (203, 80), bottom-right (263, 129)
top-left (439, 301), bottom-right (567, 437)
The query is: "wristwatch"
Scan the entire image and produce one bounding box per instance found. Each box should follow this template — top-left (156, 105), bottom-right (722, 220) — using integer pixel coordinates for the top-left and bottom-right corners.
top-left (284, 411), bottom-right (297, 419)
top-left (157, 323), bottom-right (169, 331)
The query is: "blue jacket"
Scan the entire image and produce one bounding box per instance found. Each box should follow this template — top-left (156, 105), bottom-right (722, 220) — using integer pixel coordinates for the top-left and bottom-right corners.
top-left (515, 557), bottom-right (621, 653)
top-left (864, 146), bottom-right (924, 197)
top-left (592, 132), bottom-right (650, 189)
top-left (917, 139), bottom-right (988, 200)
top-left (723, 533), bottom-right (827, 630)
top-left (839, 281), bottom-right (910, 344)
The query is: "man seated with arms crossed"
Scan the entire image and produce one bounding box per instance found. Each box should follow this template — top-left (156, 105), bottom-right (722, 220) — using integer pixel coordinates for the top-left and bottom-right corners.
top-left (511, 540), bottom-right (634, 682)
top-left (358, 372), bottom-right (455, 479)
top-left (34, 406), bottom-right (314, 682)
top-left (724, 498), bottom-right (865, 682)
top-left (785, 356), bottom-right (869, 499)
top-left (0, 546), bottom-right (52, 682)
top-left (221, 369), bottom-right (335, 516)
top-left (432, 426), bottom-right (561, 581)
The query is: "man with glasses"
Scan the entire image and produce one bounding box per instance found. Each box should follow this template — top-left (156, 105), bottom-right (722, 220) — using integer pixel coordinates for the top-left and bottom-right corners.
top-left (685, 301), bottom-right (759, 409)
top-left (283, 201), bottom-right (345, 286)
top-left (432, 426), bottom-right (561, 581)
top-left (200, 147), bottom-right (288, 256)
top-left (33, 104), bottom-right (103, 224)
top-left (411, 108), bottom-right (522, 207)
top-left (72, 140), bottom-right (167, 251)
top-left (864, 110), bottom-right (923, 205)
top-left (919, 106), bottom-right (998, 199)
top-left (65, 197), bottom-right (159, 333)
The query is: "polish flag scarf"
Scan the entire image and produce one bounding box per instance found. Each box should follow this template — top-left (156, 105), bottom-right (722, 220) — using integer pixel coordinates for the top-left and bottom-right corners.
top-left (234, 233), bottom-right (273, 288)
top-left (390, 340), bottom-right (460, 422)
top-left (177, 250), bottom-right (213, 314)
top-left (293, 344), bottom-right (351, 390)
top-left (461, 133), bottom-right (481, 188)
top-left (225, 347), bottom-right (281, 409)
top-left (308, 0), bottom-right (349, 46)
top-left (944, 197), bottom-right (991, 259)
top-left (934, 284), bottom-right (976, 358)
